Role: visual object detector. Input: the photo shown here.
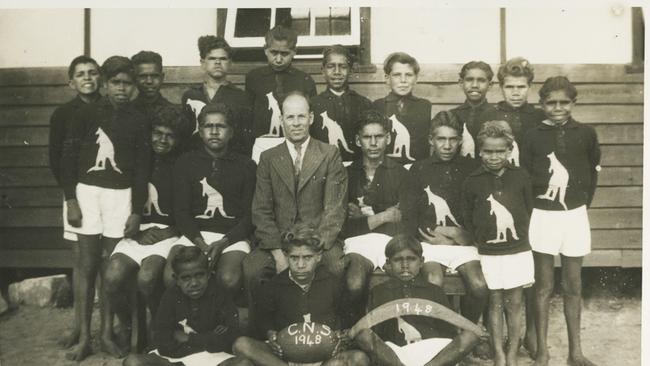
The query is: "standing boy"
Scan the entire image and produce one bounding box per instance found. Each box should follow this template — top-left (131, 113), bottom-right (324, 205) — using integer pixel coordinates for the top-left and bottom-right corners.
top-left (60, 56), bottom-right (151, 361)
top-left (310, 45), bottom-right (372, 163)
top-left (521, 77), bottom-right (600, 366)
top-left (131, 51), bottom-right (174, 119)
top-left (463, 121), bottom-right (535, 366)
top-left (49, 55), bottom-right (102, 349)
top-left (372, 52), bottom-right (432, 165)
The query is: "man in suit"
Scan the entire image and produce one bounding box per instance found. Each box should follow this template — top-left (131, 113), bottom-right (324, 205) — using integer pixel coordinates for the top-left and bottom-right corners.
top-left (243, 91), bottom-right (348, 337)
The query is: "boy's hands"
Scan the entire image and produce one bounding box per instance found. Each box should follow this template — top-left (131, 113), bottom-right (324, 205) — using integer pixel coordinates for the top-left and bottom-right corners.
top-left (380, 205), bottom-right (401, 224)
top-left (124, 214), bottom-right (142, 238)
top-left (265, 330), bottom-right (283, 357)
top-left (66, 199), bottom-right (82, 227)
top-left (139, 227), bottom-right (176, 245)
top-left (271, 249), bottom-right (289, 274)
top-left (207, 238), bottom-right (230, 270)
top-left (347, 203), bottom-right (364, 219)
top-left (332, 329), bottom-right (352, 356)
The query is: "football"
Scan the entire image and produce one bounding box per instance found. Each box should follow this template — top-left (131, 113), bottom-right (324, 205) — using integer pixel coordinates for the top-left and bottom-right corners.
top-left (276, 322), bottom-right (337, 363)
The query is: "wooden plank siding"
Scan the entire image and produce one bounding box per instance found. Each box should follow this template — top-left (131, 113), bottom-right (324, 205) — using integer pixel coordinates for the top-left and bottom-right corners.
top-left (0, 64), bottom-right (643, 268)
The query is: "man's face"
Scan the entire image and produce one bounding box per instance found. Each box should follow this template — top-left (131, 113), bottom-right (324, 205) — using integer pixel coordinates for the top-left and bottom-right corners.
top-left (201, 48), bottom-right (231, 80)
top-left (386, 62), bottom-right (417, 96)
top-left (264, 39), bottom-right (295, 72)
top-left (281, 95), bottom-right (313, 144)
top-left (285, 245), bottom-right (322, 285)
top-left (357, 123), bottom-right (390, 161)
top-left (105, 72), bottom-right (135, 106)
top-left (386, 248), bottom-right (424, 282)
top-left (480, 137), bottom-right (511, 173)
top-left (430, 125), bottom-right (461, 162)
top-left (151, 125), bottom-right (177, 155)
top-left (69, 62), bottom-right (101, 96)
top-left (322, 53), bottom-right (350, 92)
top-left (135, 63), bottom-right (164, 99)
top-left (541, 90), bottom-right (575, 125)
top-left (174, 260), bottom-right (209, 300)
top-left (199, 113), bottom-right (233, 153)
top-left (501, 75), bottom-right (530, 109)
top-left (459, 68), bottom-right (491, 104)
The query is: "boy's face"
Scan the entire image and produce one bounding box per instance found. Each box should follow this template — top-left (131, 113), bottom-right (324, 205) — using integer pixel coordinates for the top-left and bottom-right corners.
top-left (386, 62), bottom-right (417, 96)
top-left (264, 39), bottom-right (295, 72)
top-left (135, 63), bottom-right (164, 99)
top-left (69, 62), bottom-right (101, 96)
top-left (199, 112), bottom-right (233, 154)
top-left (386, 248), bottom-right (424, 282)
top-left (429, 125), bottom-right (461, 162)
top-left (151, 125), bottom-right (177, 155)
top-left (460, 68), bottom-right (492, 104)
top-left (501, 75), bottom-right (530, 109)
top-left (281, 94), bottom-right (313, 145)
top-left (105, 72), bottom-right (135, 106)
top-left (541, 90), bottom-right (575, 124)
top-left (285, 245), bottom-right (322, 286)
top-left (357, 123), bottom-right (390, 161)
top-left (480, 137), bottom-right (511, 172)
top-left (322, 53), bottom-right (350, 92)
top-left (174, 260), bottom-right (210, 300)
top-left (201, 48), bottom-right (231, 80)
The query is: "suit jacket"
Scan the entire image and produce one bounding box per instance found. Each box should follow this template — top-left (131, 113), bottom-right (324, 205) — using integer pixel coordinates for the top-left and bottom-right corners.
top-left (252, 138), bottom-right (348, 250)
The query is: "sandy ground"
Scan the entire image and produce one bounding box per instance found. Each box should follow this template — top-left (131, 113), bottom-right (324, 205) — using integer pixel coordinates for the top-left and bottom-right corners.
top-left (0, 295), bottom-right (641, 366)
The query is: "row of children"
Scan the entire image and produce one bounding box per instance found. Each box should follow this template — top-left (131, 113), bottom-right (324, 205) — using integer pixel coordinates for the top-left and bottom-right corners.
top-left (49, 24), bottom-right (600, 366)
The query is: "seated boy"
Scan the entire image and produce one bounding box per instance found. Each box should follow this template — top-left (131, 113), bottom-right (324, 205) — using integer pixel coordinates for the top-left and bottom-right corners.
top-left (104, 106), bottom-right (189, 340)
top-left (171, 103), bottom-right (256, 296)
top-left (123, 246), bottom-right (251, 366)
top-left (60, 55), bottom-right (151, 361)
top-left (450, 61), bottom-right (499, 159)
top-left (462, 121), bottom-right (535, 366)
top-left (354, 235), bottom-right (480, 366)
top-left (233, 225), bottom-right (370, 366)
top-left (402, 110), bottom-right (488, 325)
top-left (49, 55), bottom-right (102, 348)
top-left (183, 36), bottom-right (252, 155)
top-left (372, 52), bottom-right (432, 165)
top-left (310, 45), bottom-right (372, 163)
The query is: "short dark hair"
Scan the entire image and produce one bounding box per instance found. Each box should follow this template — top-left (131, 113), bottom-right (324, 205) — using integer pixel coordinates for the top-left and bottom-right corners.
top-left (279, 90), bottom-right (312, 114)
top-left (198, 35), bottom-right (233, 59)
top-left (265, 25), bottom-right (298, 50)
top-left (151, 105), bottom-right (191, 140)
top-left (459, 61), bottom-right (494, 81)
top-left (538, 76), bottom-right (578, 101)
top-left (68, 55), bottom-right (100, 79)
top-left (429, 110), bottom-right (462, 136)
top-left (357, 109), bottom-right (391, 134)
top-left (131, 50), bottom-right (163, 71)
top-left (322, 45), bottom-right (353, 67)
top-left (101, 56), bottom-right (135, 80)
top-left (171, 246), bottom-right (208, 274)
top-left (385, 234), bottom-right (423, 259)
top-left (281, 224), bottom-right (322, 253)
top-left (383, 52), bottom-right (420, 75)
top-left (477, 120), bottom-right (514, 149)
top-left (497, 57), bottom-right (534, 86)
top-left (197, 103), bottom-right (235, 128)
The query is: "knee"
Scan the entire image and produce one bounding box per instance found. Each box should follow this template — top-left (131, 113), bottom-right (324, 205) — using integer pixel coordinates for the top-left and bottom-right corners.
top-left (104, 265), bottom-right (126, 294)
top-left (536, 281), bottom-right (555, 299)
top-left (354, 328), bottom-right (374, 349)
top-left (349, 351), bottom-right (371, 366)
top-left (122, 354), bottom-right (144, 366)
top-left (468, 280), bottom-right (489, 301)
top-left (229, 356), bottom-right (254, 366)
top-left (346, 271), bottom-right (367, 294)
top-left (422, 263), bottom-right (444, 286)
top-left (232, 336), bottom-right (253, 356)
top-left (560, 279), bottom-right (581, 298)
top-left (217, 268), bottom-right (242, 291)
top-left (137, 268), bottom-right (161, 295)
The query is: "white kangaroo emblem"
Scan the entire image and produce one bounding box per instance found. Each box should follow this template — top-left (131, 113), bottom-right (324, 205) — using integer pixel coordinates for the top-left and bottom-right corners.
top-left (537, 152), bottom-right (569, 210)
top-left (486, 194), bottom-right (519, 244)
top-left (178, 319), bottom-right (197, 334)
top-left (186, 98), bottom-right (207, 135)
top-left (195, 177), bottom-right (235, 219)
top-left (460, 123), bottom-right (475, 158)
top-left (357, 196), bottom-right (375, 216)
top-left (266, 92), bottom-right (283, 136)
top-left (387, 115), bottom-right (414, 161)
top-left (397, 317), bottom-right (422, 344)
top-left (320, 111), bottom-right (353, 153)
top-left (424, 186), bottom-right (459, 226)
top-left (143, 182), bottom-right (168, 216)
top-left (87, 127), bottom-right (122, 174)
top-left (509, 140), bottom-right (520, 167)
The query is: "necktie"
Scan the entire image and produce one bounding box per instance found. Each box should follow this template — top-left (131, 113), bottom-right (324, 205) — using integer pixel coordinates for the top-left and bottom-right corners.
top-left (293, 143), bottom-right (302, 178)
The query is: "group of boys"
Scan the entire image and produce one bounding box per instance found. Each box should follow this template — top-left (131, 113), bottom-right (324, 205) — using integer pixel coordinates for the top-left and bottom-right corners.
top-left (49, 24), bottom-right (600, 366)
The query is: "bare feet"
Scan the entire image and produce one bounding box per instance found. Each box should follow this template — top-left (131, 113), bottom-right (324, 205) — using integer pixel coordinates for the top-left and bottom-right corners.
top-left (533, 351), bottom-right (550, 366)
top-left (58, 328), bottom-right (80, 349)
top-left (568, 354), bottom-right (598, 366)
top-left (523, 333), bottom-right (537, 359)
top-left (100, 335), bottom-right (127, 358)
top-left (65, 339), bottom-right (92, 362)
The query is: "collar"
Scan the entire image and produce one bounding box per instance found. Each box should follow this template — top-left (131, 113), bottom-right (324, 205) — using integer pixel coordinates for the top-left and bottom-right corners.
top-left (383, 273), bottom-right (433, 289)
top-left (72, 93), bottom-right (101, 106)
top-left (539, 117), bottom-right (579, 130)
top-left (195, 145), bottom-right (237, 161)
top-left (426, 153), bottom-right (462, 165)
top-left (384, 92), bottom-right (418, 103)
top-left (349, 156), bottom-right (401, 171)
top-left (456, 98), bottom-right (490, 111)
top-left (285, 136), bottom-right (310, 152)
top-left (259, 64), bottom-right (297, 76)
top-left (203, 80), bottom-right (234, 93)
top-left (277, 266), bottom-right (329, 286)
top-left (470, 162), bottom-right (518, 177)
top-left (495, 100), bottom-right (535, 113)
top-left (134, 93), bottom-right (166, 105)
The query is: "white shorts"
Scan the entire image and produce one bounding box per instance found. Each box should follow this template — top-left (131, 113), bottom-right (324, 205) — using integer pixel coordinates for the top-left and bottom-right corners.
top-left (61, 199), bottom-right (77, 241)
top-left (67, 183), bottom-right (132, 239)
top-left (150, 349), bottom-right (233, 366)
top-left (252, 137), bottom-right (284, 164)
top-left (529, 206), bottom-right (591, 257)
top-left (172, 231), bottom-right (251, 254)
top-left (421, 244), bottom-right (480, 270)
top-left (111, 223), bottom-right (180, 265)
top-left (386, 338), bottom-right (453, 366)
top-left (480, 250), bottom-right (535, 290)
top-left (344, 233), bottom-right (393, 269)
